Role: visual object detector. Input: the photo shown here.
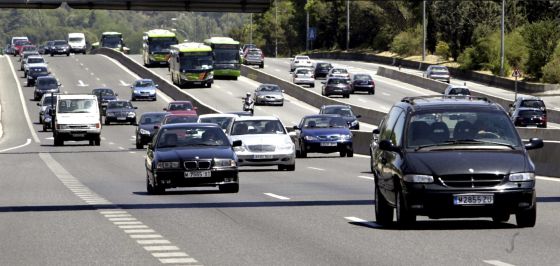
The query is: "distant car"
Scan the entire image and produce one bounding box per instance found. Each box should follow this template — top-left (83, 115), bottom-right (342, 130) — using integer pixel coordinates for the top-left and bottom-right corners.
top-left (425, 65), bottom-right (450, 83)
top-left (229, 116), bottom-right (295, 171)
top-left (145, 123), bottom-right (241, 194)
top-left (242, 43), bottom-right (257, 53)
top-left (226, 111), bottom-right (253, 117)
top-left (242, 48), bottom-right (264, 68)
top-left (321, 77), bottom-right (352, 98)
top-left (509, 96), bottom-right (546, 117)
top-left (291, 114), bottom-right (353, 158)
top-left (43, 41), bottom-right (54, 54)
top-left (37, 93), bottom-right (57, 124)
top-left (292, 67), bottom-right (315, 88)
top-left (20, 45), bottom-right (38, 57)
top-left (254, 84), bottom-right (284, 106)
top-left (131, 78), bottom-right (158, 101)
top-left (161, 113), bottom-right (198, 125)
top-left (197, 113), bottom-right (238, 134)
top-left (135, 112), bottom-right (167, 149)
top-left (26, 63), bottom-right (49, 86)
top-left (14, 39), bottom-right (32, 56)
top-left (326, 67), bottom-right (350, 79)
top-left (290, 55), bottom-right (312, 72)
top-left (91, 88), bottom-right (118, 115)
top-left (164, 101), bottom-right (198, 115)
top-left (314, 62), bottom-right (333, 79)
top-left (50, 40), bottom-right (70, 56)
top-left (444, 85), bottom-right (470, 96)
top-left (511, 108), bottom-right (547, 128)
top-left (19, 50), bottom-right (40, 69)
top-left (33, 76), bottom-right (60, 101)
top-left (104, 100), bottom-right (137, 125)
top-left (23, 55), bottom-right (46, 76)
top-left (350, 73), bottom-right (375, 94)
top-left (319, 104), bottom-right (361, 130)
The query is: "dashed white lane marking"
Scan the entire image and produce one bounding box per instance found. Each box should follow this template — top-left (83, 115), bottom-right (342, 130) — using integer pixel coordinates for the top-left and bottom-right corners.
top-left (483, 260), bottom-right (515, 266)
top-left (307, 167), bottom-right (325, 171)
top-left (227, 91), bottom-right (233, 95)
top-left (96, 77), bottom-right (101, 81)
top-left (382, 92), bottom-right (390, 96)
top-left (264, 193), bottom-right (290, 200)
top-left (118, 146), bottom-right (125, 150)
top-left (344, 216), bottom-right (382, 228)
top-left (0, 138), bottom-right (32, 153)
top-left (90, 72), bottom-right (95, 76)
top-left (109, 142), bottom-right (115, 145)
top-left (358, 175), bottom-right (375, 181)
top-left (214, 84), bottom-right (221, 89)
top-left (38, 152), bottom-right (201, 265)
top-left (85, 67), bottom-right (89, 71)
top-left (129, 151), bottom-right (137, 154)
top-left (120, 80), bottom-right (131, 86)
top-left (358, 98), bottom-right (367, 103)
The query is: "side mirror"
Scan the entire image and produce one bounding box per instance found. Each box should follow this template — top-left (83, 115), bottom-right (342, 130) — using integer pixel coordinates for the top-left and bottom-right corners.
top-left (36, 102), bottom-right (41, 106)
top-left (163, 108), bottom-right (167, 111)
top-left (356, 115), bottom-right (362, 118)
top-left (372, 128), bottom-right (380, 134)
top-left (232, 140), bottom-right (242, 147)
top-left (155, 84), bottom-right (159, 88)
top-left (293, 125), bottom-right (299, 130)
top-left (525, 138), bottom-right (544, 150)
top-left (115, 93), bottom-right (119, 96)
top-left (133, 106), bottom-right (138, 109)
top-left (378, 139), bottom-right (399, 153)
top-left (153, 125), bottom-right (159, 130)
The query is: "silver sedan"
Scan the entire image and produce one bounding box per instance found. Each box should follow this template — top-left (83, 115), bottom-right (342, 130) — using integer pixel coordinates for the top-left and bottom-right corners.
top-left (254, 84), bottom-right (284, 106)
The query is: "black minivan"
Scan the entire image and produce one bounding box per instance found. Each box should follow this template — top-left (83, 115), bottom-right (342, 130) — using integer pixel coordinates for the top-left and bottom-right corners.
top-left (371, 96), bottom-right (543, 228)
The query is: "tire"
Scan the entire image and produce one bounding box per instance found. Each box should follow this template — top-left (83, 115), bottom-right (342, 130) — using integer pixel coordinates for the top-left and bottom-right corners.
top-left (396, 190), bottom-right (416, 227)
top-left (94, 136), bottom-right (101, 146)
top-left (219, 183), bottom-right (239, 193)
top-left (136, 141), bottom-right (143, 149)
top-left (285, 164), bottom-right (295, 171)
top-left (50, 53), bottom-right (53, 57)
top-left (492, 212), bottom-right (510, 223)
top-left (259, 63), bottom-right (264, 69)
top-left (39, 115), bottom-right (43, 124)
top-left (54, 135), bottom-right (63, 146)
top-left (131, 97), bottom-right (135, 101)
top-left (310, 84), bottom-right (315, 88)
top-left (300, 143), bottom-right (307, 158)
top-left (375, 185), bottom-right (393, 226)
top-left (105, 119), bottom-right (110, 125)
top-left (347, 149), bottom-right (354, 157)
top-left (42, 123), bottom-right (47, 132)
top-left (89, 139), bottom-right (94, 146)
top-left (280, 101), bottom-right (284, 107)
top-left (152, 178), bottom-right (165, 194)
top-left (66, 53), bottom-right (70, 56)
top-left (339, 150), bottom-right (346, 157)
top-left (23, 71), bottom-right (27, 77)
top-left (516, 204), bottom-right (537, 228)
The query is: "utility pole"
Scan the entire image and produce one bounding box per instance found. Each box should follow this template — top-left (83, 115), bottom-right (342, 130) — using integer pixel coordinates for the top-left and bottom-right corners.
top-left (275, 1), bottom-right (278, 57)
top-left (346, 0), bottom-right (350, 51)
top-left (422, 0), bottom-right (426, 62)
top-left (306, 3), bottom-right (309, 52)
top-left (250, 13), bottom-right (253, 44)
top-left (500, 0), bottom-right (505, 76)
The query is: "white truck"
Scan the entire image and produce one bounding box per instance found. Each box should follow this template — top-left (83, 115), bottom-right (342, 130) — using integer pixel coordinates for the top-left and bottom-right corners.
top-left (52, 94), bottom-right (101, 146)
top-left (68, 33), bottom-right (87, 54)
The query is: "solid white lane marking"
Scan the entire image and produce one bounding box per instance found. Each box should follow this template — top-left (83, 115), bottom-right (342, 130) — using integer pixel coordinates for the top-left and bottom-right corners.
top-left (118, 146), bottom-right (125, 150)
top-left (144, 246), bottom-right (180, 251)
top-left (124, 229), bottom-right (156, 234)
top-left (5, 57), bottom-right (40, 143)
top-left (307, 167), bottom-right (325, 171)
top-left (358, 98), bottom-right (367, 102)
top-left (137, 239), bottom-right (170, 245)
top-left (483, 260), bottom-right (515, 266)
top-left (344, 216), bottom-right (382, 228)
top-left (109, 142), bottom-right (115, 145)
top-left (358, 175), bottom-right (375, 181)
top-left (90, 72), bottom-right (94, 76)
top-left (0, 138), bottom-right (31, 153)
top-left (264, 193), bottom-right (290, 200)
top-left (151, 252), bottom-right (190, 258)
top-left (537, 176), bottom-right (560, 182)
top-left (130, 234), bottom-right (163, 239)
top-left (159, 258), bottom-right (198, 264)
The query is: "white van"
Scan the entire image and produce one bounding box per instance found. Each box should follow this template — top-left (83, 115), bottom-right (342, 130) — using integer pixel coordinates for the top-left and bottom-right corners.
top-left (53, 94), bottom-right (101, 146)
top-left (68, 33), bottom-right (86, 54)
top-left (11, 36), bottom-right (28, 46)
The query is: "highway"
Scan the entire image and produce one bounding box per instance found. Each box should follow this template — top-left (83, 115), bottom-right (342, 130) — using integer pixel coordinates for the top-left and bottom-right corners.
top-left (1, 53), bottom-right (560, 265)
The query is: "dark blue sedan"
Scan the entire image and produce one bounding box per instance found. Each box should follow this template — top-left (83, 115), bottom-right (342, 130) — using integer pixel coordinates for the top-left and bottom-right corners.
top-left (291, 114), bottom-right (353, 158)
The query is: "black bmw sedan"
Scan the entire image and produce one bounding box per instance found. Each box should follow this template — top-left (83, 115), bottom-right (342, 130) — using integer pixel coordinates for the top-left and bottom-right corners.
top-left (145, 123), bottom-right (241, 194)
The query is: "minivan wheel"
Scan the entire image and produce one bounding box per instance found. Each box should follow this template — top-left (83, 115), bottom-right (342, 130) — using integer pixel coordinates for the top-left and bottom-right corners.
top-left (516, 204), bottom-right (537, 228)
top-left (396, 190), bottom-right (416, 227)
top-left (375, 185), bottom-right (393, 226)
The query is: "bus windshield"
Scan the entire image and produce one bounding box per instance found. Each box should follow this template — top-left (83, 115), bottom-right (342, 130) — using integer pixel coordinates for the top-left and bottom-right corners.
top-left (212, 44), bottom-right (239, 64)
top-left (179, 53), bottom-right (213, 71)
top-left (101, 35), bottom-right (122, 48)
top-left (148, 37), bottom-right (178, 53)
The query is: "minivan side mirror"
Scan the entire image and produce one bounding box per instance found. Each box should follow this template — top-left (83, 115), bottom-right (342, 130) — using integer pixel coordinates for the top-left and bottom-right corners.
top-left (525, 138), bottom-right (543, 150)
top-left (232, 140), bottom-right (242, 147)
top-left (378, 139), bottom-right (400, 153)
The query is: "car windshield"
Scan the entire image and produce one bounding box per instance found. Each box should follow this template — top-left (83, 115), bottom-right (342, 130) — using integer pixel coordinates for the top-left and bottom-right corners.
top-left (198, 117), bottom-right (234, 131)
top-left (140, 113), bottom-right (166, 124)
top-left (258, 85), bottom-right (281, 92)
top-left (328, 79), bottom-right (350, 85)
top-left (247, 50), bottom-right (261, 56)
top-left (296, 69), bottom-right (311, 74)
top-left (163, 116), bottom-right (198, 124)
top-left (135, 80), bottom-right (154, 87)
top-left (449, 88), bottom-right (470, 95)
top-left (431, 67), bottom-right (449, 73)
top-left (108, 101), bottom-right (133, 109)
top-left (407, 110), bottom-right (521, 149)
top-left (69, 37), bottom-right (83, 42)
top-left (156, 126), bottom-right (230, 148)
top-left (179, 54), bottom-right (213, 71)
top-left (168, 102), bottom-right (193, 111)
top-left (101, 36), bottom-right (121, 48)
top-left (519, 109), bottom-right (544, 117)
top-left (231, 120), bottom-right (286, 135)
top-left (520, 100), bottom-right (545, 109)
top-left (322, 107), bottom-right (354, 117)
top-left (54, 41), bottom-right (67, 45)
top-left (27, 58), bottom-right (44, 64)
top-left (296, 56), bottom-right (309, 60)
top-left (354, 74), bottom-right (372, 80)
top-left (58, 99), bottom-right (96, 113)
top-left (317, 63), bottom-right (330, 68)
top-left (332, 69), bottom-right (347, 74)
top-left (303, 116), bottom-right (347, 128)
top-left (93, 89), bottom-right (115, 96)
top-left (37, 78), bottom-right (57, 87)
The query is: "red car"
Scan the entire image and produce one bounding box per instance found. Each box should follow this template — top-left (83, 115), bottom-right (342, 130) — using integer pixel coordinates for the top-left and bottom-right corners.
top-left (163, 101), bottom-right (198, 115)
top-left (14, 40), bottom-right (32, 56)
top-left (161, 113), bottom-right (198, 125)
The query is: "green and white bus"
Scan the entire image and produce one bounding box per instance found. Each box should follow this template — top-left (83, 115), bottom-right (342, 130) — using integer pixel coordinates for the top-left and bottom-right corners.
top-left (169, 42), bottom-right (214, 88)
top-left (203, 37), bottom-right (240, 79)
top-left (142, 29), bottom-right (179, 66)
top-left (92, 32), bottom-right (129, 53)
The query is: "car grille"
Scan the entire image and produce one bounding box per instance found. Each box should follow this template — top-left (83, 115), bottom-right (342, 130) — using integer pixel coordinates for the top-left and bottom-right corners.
top-left (318, 135), bottom-right (340, 141)
top-left (69, 125), bottom-right (89, 129)
top-left (438, 174), bottom-right (505, 188)
top-left (183, 160), bottom-right (212, 170)
top-left (248, 145), bottom-right (276, 152)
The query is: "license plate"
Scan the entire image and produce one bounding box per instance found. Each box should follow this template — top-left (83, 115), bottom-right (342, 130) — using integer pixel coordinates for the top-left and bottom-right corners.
top-left (117, 117), bottom-right (126, 120)
top-left (253, 154), bottom-right (274, 159)
top-left (453, 194), bottom-right (494, 205)
top-left (72, 133), bottom-right (85, 137)
top-left (184, 171), bottom-right (211, 178)
top-left (320, 142), bottom-right (337, 147)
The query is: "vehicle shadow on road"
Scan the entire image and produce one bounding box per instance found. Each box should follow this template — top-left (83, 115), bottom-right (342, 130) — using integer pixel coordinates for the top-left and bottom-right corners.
top-left (133, 190), bottom-right (224, 196)
top-left (348, 220), bottom-right (519, 231)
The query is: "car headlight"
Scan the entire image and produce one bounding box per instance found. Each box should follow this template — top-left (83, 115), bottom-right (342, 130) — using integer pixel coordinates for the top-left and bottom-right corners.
top-left (258, 95), bottom-right (266, 99)
top-left (509, 172), bottom-right (535, 182)
top-left (233, 145), bottom-right (247, 152)
top-left (139, 129), bottom-right (151, 135)
top-left (127, 112), bottom-right (136, 118)
top-left (403, 174), bottom-right (434, 183)
top-left (214, 158), bottom-right (237, 167)
top-left (106, 112), bottom-right (115, 116)
top-left (339, 134), bottom-right (352, 140)
top-left (350, 120), bottom-right (358, 126)
top-left (156, 161), bottom-right (180, 169)
top-left (277, 143), bottom-right (294, 151)
top-left (88, 123), bottom-right (99, 129)
top-left (304, 135), bottom-right (318, 141)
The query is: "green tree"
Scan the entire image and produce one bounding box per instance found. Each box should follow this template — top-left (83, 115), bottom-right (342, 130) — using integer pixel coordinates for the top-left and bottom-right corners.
top-left (521, 20), bottom-right (560, 79)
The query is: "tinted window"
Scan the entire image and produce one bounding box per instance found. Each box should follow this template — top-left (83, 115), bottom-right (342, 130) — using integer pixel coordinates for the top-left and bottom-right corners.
top-left (302, 116), bottom-right (347, 128)
top-left (519, 110), bottom-right (544, 117)
top-left (380, 107), bottom-right (403, 141)
top-left (140, 113), bottom-right (166, 124)
top-left (168, 102), bottom-right (193, 111)
top-left (520, 100), bottom-right (545, 109)
top-left (164, 116), bottom-right (198, 124)
top-left (296, 69), bottom-right (311, 74)
top-left (328, 79), bottom-right (351, 85)
top-left (108, 101), bottom-right (133, 108)
top-left (58, 99), bottom-right (96, 113)
top-left (157, 126), bottom-right (229, 148)
top-left (322, 107), bottom-right (354, 117)
top-left (54, 41), bottom-right (67, 45)
top-left (354, 74), bottom-right (371, 80)
top-left (135, 80), bottom-right (154, 87)
top-left (231, 120), bottom-right (286, 135)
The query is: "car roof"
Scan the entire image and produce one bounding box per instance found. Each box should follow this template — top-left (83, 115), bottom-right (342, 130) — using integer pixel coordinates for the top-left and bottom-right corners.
top-left (164, 113), bottom-right (197, 118)
top-left (234, 115), bottom-right (280, 121)
top-left (303, 114), bottom-right (343, 119)
top-left (447, 85), bottom-right (468, 89)
top-left (169, 100), bottom-right (192, 104)
top-left (160, 123), bottom-right (220, 130)
top-left (198, 113), bottom-right (238, 118)
top-left (140, 111), bottom-right (167, 116)
top-left (321, 104), bottom-right (351, 109)
top-left (399, 96), bottom-right (502, 112)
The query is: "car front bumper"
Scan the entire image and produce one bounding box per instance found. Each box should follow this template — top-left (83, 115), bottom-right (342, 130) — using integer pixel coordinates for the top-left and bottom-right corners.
top-left (302, 140), bottom-right (353, 153)
top-left (153, 168), bottom-right (238, 188)
top-left (236, 151), bottom-right (295, 166)
top-left (132, 91), bottom-right (157, 99)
